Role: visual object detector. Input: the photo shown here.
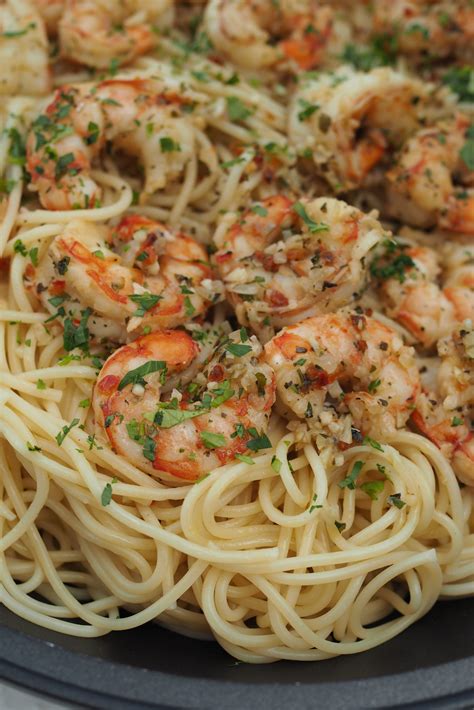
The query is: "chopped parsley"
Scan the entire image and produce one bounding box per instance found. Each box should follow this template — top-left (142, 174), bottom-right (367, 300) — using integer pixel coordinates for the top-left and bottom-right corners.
top-left (160, 136), bottom-right (181, 152)
top-left (309, 494), bottom-right (322, 513)
top-left (360, 480), bottom-right (385, 500)
top-left (271, 455), bottom-right (282, 473)
top-left (297, 99), bottom-right (319, 121)
top-left (13, 239), bottom-right (27, 256)
top-left (388, 493), bottom-right (406, 509)
top-left (200, 431), bottom-right (226, 449)
top-left (246, 428), bottom-right (271, 452)
top-left (27, 442), bottom-right (41, 452)
top-left (55, 152), bottom-right (76, 180)
top-left (442, 67), bottom-right (474, 103)
top-left (55, 418), bottom-right (80, 446)
top-left (367, 378), bottom-right (381, 394)
top-left (63, 308), bottom-right (91, 352)
top-left (226, 96), bottom-right (253, 122)
top-left (370, 242), bottom-right (415, 284)
top-left (8, 128), bottom-right (26, 166)
top-left (460, 124), bottom-right (474, 171)
top-left (363, 436), bottom-right (384, 452)
top-left (29, 247), bottom-right (39, 267)
top-left (101, 477), bottom-right (118, 506)
top-left (226, 342), bottom-right (252, 357)
top-left (293, 202), bottom-right (329, 233)
top-left (85, 121), bottom-right (100, 145)
top-left (118, 360), bottom-right (167, 391)
top-left (184, 296), bottom-right (195, 317)
top-left (235, 453), bottom-right (254, 464)
top-left (129, 293), bottom-right (161, 317)
top-left (1, 22), bottom-right (36, 38)
top-left (142, 436), bottom-right (156, 462)
top-left (250, 204), bottom-right (268, 217)
top-left (338, 460), bottom-right (364, 490)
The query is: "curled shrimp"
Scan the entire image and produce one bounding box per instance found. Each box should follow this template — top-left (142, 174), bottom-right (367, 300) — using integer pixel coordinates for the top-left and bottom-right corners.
top-left (93, 327), bottom-right (276, 481)
top-left (412, 325), bottom-right (474, 485)
top-left (31, 217), bottom-right (220, 343)
top-left (58, 0), bottom-right (174, 69)
top-left (371, 240), bottom-right (474, 349)
top-left (204, 0), bottom-right (333, 71)
top-left (214, 195), bottom-right (386, 341)
top-left (288, 65), bottom-right (426, 192)
top-left (32, 0), bottom-right (64, 34)
top-left (264, 312), bottom-right (421, 443)
top-left (386, 114), bottom-right (474, 233)
top-left (26, 76), bottom-right (209, 210)
top-left (0, 0), bottom-right (50, 96)
top-left (372, 1), bottom-right (474, 63)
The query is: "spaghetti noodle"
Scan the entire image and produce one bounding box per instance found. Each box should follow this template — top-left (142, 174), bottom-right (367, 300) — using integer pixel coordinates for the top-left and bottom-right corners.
top-left (0, 0), bottom-right (473, 664)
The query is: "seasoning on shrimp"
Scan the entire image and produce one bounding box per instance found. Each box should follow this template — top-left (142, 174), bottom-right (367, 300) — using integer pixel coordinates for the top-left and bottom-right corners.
top-left (264, 312), bottom-right (421, 444)
top-left (204, 0), bottom-right (334, 72)
top-left (26, 75), bottom-right (210, 210)
top-left (412, 325), bottom-right (474, 485)
top-left (371, 240), bottom-right (472, 349)
top-left (57, 0), bottom-right (174, 69)
top-left (0, 0), bottom-right (50, 96)
top-left (372, 0), bottom-right (474, 64)
top-left (386, 114), bottom-right (474, 234)
top-left (30, 217), bottom-right (222, 345)
top-left (92, 328), bottom-right (276, 481)
top-left (288, 65), bottom-right (426, 192)
top-left (214, 195), bottom-right (386, 341)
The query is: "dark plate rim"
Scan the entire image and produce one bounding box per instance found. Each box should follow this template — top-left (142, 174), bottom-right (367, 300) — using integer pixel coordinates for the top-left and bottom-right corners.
top-left (0, 622), bottom-right (473, 710)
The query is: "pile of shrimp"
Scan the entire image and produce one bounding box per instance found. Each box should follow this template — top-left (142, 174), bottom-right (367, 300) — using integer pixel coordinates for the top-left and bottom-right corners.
top-left (0, 0), bottom-right (473, 487)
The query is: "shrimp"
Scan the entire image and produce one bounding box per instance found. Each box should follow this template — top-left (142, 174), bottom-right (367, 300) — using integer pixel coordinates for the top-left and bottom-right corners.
top-left (26, 76), bottom-right (208, 210)
top-left (0, 0), bottom-right (50, 96)
top-left (214, 195), bottom-right (386, 341)
top-left (372, 1), bottom-right (474, 63)
top-left (32, 0), bottom-right (63, 34)
top-left (58, 0), bottom-right (174, 69)
top-left (204, 0), bottom-right (334, 71)
top-left (288, 65), bottom-right (426, 192)
top-left (92, 327), bottom-right (276, 481)
top-left (412, 325), bottom-right (474, 485)
top-left (386, 114), bottom-right (474, 233)
top-left (31, 217), bottom-right (220, 343)
top-left (264, 312), bottom-right (420, 443)
top-left (370, 240), bottom-right (474, 349)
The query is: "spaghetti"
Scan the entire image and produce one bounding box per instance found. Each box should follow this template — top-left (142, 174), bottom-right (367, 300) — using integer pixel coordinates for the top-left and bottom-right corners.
top-left (0, 0), bottom-right (473, 665)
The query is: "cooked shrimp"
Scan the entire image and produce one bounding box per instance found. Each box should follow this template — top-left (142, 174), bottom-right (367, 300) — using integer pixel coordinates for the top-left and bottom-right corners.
top-left (93, 328), bottom-right (276, 481)
top-left (288, 65), bottom-right (426, 192)
top-left (412, 325), bottom-right (474, 485)
top-left (204, 0), bottom-right (334, 71)
top-left (31, 217), bottom-right (220, 343)
top-left (214, 196), bottom-right (386, 341)
top-left (264, 312), bottom-right (420, 443)
top-left (26, 77), bottom-right (208, 210)
top-left (386, 114), bottom-right (474, 233)
top-left (58, 0), bottom-right (174, 69)
top-left (370, 240), bottom-right (474, 349)
top-left (0, 0), bottom-right (50, 95)
top-left (33, 0), bottom-right (63, 34)
top-left (373, 0), bottom-right (474, 63)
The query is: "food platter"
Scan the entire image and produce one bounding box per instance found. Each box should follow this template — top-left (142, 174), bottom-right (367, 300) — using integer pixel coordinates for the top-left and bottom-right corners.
top-left (0, 598), bottom-right (473, 709)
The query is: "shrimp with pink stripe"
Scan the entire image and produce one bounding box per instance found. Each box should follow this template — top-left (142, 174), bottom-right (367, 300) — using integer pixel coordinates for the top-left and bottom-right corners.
top-left (93, 327), bottom-right (276, 481)
top-left (214, 196), bottom-right (386, 341)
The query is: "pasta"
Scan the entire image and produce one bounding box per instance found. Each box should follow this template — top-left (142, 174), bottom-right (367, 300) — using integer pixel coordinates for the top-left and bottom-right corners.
top-left (0, 0), bottom-right (473, 664)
